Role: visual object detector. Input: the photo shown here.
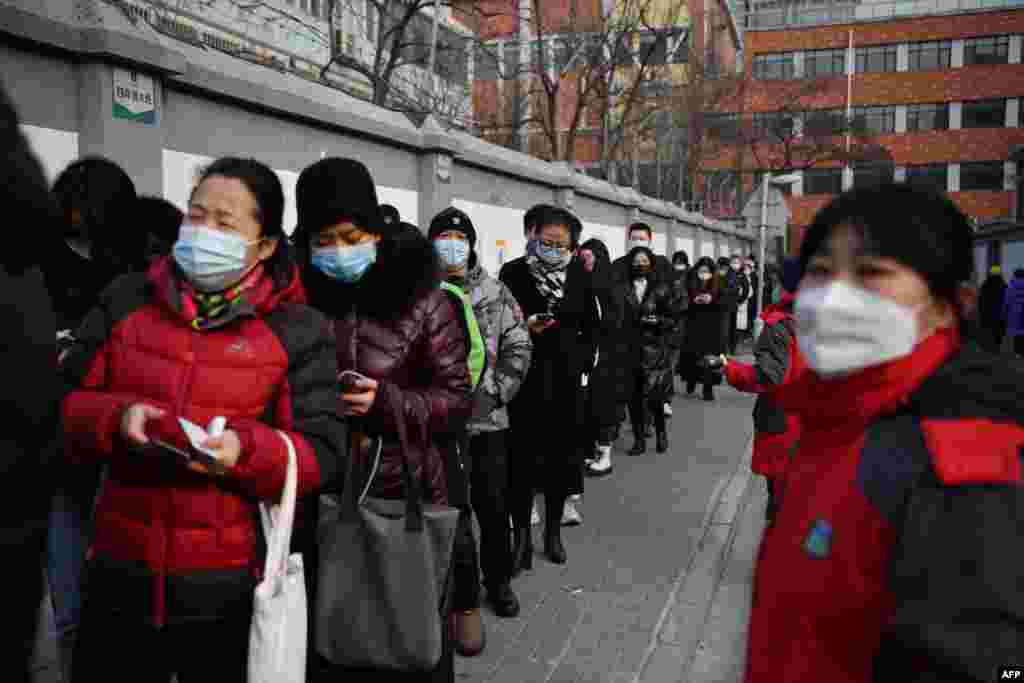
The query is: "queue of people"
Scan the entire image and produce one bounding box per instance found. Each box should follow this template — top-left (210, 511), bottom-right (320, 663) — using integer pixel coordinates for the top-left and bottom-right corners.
top-left (4, 73), bottom-right (1021, 683)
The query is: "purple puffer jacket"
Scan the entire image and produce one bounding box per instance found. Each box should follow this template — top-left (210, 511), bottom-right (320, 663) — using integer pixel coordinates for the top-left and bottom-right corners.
top-left (1003, 276), bottom-right (1024, 338)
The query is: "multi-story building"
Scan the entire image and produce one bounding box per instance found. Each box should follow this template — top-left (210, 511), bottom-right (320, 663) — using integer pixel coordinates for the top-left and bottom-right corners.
top-left (118, 0), bottom-right (477, 127)
top-left (470, 0), bottom-right (744, 206)
top-left (701, 0), bottom-right (1024, 266)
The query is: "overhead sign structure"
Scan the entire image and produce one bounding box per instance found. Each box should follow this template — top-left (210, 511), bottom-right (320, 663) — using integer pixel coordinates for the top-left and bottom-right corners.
top-left (113, 68), bottom-right (157, 125)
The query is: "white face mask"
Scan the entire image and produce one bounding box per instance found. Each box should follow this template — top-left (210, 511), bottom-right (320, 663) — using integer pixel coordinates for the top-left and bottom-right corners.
top-left (795, 280), bottom-right (922, 379)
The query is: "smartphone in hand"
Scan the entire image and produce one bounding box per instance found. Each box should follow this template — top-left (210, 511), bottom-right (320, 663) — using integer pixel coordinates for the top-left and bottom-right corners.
top-left (338, 370), bottom-right (372, 394)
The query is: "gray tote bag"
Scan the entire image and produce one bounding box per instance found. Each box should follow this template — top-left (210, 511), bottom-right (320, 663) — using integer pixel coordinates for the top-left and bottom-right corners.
top-left (315, 382), bottom-right (458, 671)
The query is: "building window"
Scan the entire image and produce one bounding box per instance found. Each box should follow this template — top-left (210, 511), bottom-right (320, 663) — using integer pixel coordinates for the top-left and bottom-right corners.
top-left (852, 105), bottom-right (896, 134)
top-left (853, 162), bottom-right (894, 188)
top-left (705, 113), bottom-right (744, 143)
top-left (904, 164), bottom-right (948, 191)
top-left (752, 111), bottom-right (797, 139)
top-left (964, 35), bottom-right (1010, 66)
top-left (855, 44), bottom-right (897, 74)
top-left (475, 44), bottom-right (500, 80)
top-left (752, 52), bottom-right (795, 80)
top-left (907, 40), bottom-right (951, 71)
top-left (959, 161), bottom-right (1004, 191)
top-left (804, 48), bottom-right (845, 78)
top-left (803, 167), bottom-right (843, 195)
top-left (962, 99), bottom-right (1007, 128)
top-left (803, 108), bottom-right (846, 136)
top-left (906, 103), bottom-right (949, 132)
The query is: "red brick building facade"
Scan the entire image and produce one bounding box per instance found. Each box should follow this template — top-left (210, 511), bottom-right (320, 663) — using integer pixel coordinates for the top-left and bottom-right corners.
top-left (702, 7), bottom-right (1024, 252)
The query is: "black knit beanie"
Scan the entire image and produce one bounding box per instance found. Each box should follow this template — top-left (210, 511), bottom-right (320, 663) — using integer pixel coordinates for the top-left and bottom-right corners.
top-left (295, 157), bottom-right (388, 241)
top-left (799, 184), bottom-right (973, 304)
top-left (428, 207), bottom-right (476, 248)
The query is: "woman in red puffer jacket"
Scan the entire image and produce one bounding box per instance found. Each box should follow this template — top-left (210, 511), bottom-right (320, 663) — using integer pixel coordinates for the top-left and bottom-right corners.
top-left (60, 158), bottom-right (346, 682)
top-left (745, 184), bottom-right (1024, 683)
top-left (293, 157), bottom-right (473, 683)
top-left (723, 256), bottom-right (805, 525)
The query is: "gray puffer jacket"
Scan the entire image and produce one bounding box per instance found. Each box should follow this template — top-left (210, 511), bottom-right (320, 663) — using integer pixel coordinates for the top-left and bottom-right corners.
top-left (455, 262), bottom-right (533, 434)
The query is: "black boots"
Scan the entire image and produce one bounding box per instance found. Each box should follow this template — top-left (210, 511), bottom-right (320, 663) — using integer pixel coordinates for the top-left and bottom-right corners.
top-left (656, 430), bottom-right (669, 454)
top-left (703, 385), bottom-right (715, 402)
top-left (544, 514), bottom-right (567, 564)
top-left (511, 527), bottom-right (532, 575)
top-left (486, 582), bottom-right (521, 618)
top-left (629, 439), bottom-right (646, 456)
top-left (686, 380), bottom-right (696, 396)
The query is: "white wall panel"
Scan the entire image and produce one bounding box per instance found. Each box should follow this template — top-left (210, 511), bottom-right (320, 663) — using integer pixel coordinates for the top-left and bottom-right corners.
top-left (451, 199), bottom-right (526, 276)
top-left (21, 124), bottom-right (78, 185)
top-left (378, 186), bottom-right (419, 228)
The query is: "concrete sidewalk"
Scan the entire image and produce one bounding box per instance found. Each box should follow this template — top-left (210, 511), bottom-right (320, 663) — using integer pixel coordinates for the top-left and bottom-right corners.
top-left (455, 377), bottom-right (759, 683)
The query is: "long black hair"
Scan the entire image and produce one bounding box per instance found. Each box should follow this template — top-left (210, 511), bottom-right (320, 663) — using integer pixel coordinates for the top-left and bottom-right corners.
top-left (0, 79), bottom-right (59, 275)
top-left (193, 157), bottom-right (294, 287)
top-left (53, 157), bottom-right (143, 274)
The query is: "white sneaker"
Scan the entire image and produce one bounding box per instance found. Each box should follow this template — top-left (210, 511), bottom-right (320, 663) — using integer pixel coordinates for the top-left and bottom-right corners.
top-left (561, 498), bottom-right (583, 526)
top-left (664, 402), bottom-right (673, 416)
top-left (531, 501), bottom-right (541, 526)
top-left (587, 445), bottom-right (613, 476)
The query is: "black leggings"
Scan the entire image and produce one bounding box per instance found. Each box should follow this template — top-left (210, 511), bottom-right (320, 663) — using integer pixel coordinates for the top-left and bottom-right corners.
top-left (628, 369), bottom-right (666, 437)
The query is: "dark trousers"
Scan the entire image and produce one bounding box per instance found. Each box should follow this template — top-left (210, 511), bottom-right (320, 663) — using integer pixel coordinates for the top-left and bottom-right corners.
top-left (1015, 335), bottom-right (1024, 357)
top-left (71, 604), bottom-right (251, 682)
top-left (508, 434), bottom-right (574, 539)
top-left (729, 311), bottom-right (740, 354)
top-left (628, 369), bottom-right (666, 438)
top-left (8, 530), bottom-right (46, 683)
top-left (451, 430), bottom-right (514, 610)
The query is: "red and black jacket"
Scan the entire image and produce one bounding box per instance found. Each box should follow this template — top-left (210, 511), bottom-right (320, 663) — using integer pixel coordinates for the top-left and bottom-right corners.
top-left (59, 257), bottom-right (346, 627)
top-left (725, 294), bottom-right (804, 480)
top-left (746, 330), bottom-right (1024, 683)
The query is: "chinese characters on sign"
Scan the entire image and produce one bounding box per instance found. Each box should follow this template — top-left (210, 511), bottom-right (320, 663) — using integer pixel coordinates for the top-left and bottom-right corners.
top-left (112, 68), bottom-right (157, 125)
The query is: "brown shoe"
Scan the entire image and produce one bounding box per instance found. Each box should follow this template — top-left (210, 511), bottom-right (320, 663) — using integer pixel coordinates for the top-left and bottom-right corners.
top-left (451, 608), bottom-right (486, 657)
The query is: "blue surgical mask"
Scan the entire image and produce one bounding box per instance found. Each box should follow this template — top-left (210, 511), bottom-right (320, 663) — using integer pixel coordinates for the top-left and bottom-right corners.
top-left (312, 242), bottom-right (377, 283)
top-left (173, 223), bottom-right (260, 292)
top-left (537, 243), bottom-right (570, 268)
top-left (435, 238), bottom-right (470, 269)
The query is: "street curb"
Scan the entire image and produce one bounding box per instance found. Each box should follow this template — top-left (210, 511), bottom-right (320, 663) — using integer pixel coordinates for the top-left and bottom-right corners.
top-left (633, 430), bottom-right (756, 683)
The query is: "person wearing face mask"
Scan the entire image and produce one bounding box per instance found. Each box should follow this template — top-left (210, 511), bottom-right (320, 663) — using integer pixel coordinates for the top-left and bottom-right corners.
top-left (612, 223), bottom-right (673, 285)
top-left (721, 257), bottom-right (804, 526)
top-left (59, 157), bottom-right (346, 681)
top-left (744, 257), bottom-right (759, 341)
top-left (1001, 267), bottom-right (1024, 357)
top-left (294, 158), bottom-right (472, 682)
top-left (498, 203), bottom-right (556, 529)
top-left (664, 251), bottom-right (691, 413)
top-left (745, 184), bottom-right (1024, 683)
top-left (578, 238), bottom-right (633, 477)
top-left (44, 155), bottom-right (145, 679)
top-left (680, 257), bottom-right (728, 401)
top-left (500, 206), bottom-right (597, 569)
top-left (723, 254), bottom-right (750, 355)
top-left (428, 207), bottom-right (532, 650)
top-left (623, 247), bottom-right (684, 455)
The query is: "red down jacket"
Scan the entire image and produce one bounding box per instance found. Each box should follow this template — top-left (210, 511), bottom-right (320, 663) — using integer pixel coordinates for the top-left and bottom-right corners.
top-left (725, 294), bottom-right (804, 480)
top-left (59, 257), bottom-right (346, 627)
top-left (746, 328), bottom-right (1024, 683)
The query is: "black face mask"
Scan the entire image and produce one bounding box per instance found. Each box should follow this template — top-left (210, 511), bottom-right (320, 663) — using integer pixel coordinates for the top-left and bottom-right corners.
top-left (632, 265), bottom-right (651, 278)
